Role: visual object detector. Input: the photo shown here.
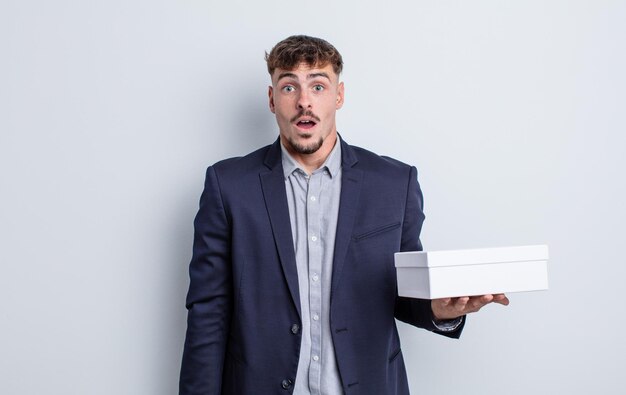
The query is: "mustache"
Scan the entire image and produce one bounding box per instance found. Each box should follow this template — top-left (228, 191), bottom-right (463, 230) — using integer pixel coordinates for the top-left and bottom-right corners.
top-left (290, 110), bottom-right (320, 123)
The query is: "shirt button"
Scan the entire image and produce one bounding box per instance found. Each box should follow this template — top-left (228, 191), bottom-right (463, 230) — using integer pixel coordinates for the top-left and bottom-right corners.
top-left (323, 170), bottom-right (329, 175)
top-left (310, 196), bottom-right (316, 201)
top-left (291, 324), bottom-right (300, 334)
top-left (311, 236), bottom-right (317, 242)
top-left (312, 314), bottom-right (319, 321)
top-left (312, 355), bottom-right (319, 361)
top-left (281, 379), bottom-right (293, 389)
top-left (312, 274), bottom-right (319, 282)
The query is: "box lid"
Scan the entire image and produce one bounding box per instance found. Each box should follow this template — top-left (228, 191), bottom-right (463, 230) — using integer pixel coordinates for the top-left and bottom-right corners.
top-left (394, 244), bottom-right (549, 268)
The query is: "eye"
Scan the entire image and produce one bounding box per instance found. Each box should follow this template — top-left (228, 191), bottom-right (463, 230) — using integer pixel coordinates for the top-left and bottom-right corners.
top-left (282, 85), bottom-right (295, 93)
top-left (313, 85), bottom-right (324, 92)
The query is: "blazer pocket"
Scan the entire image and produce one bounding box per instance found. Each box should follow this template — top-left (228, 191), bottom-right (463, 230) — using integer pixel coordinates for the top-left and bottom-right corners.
top-left (353, 221), bottom-right (401, 242)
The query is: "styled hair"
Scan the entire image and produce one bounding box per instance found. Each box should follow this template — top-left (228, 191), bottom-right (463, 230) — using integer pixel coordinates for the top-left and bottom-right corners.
top-left (265, 35), bottom-right (343, 76)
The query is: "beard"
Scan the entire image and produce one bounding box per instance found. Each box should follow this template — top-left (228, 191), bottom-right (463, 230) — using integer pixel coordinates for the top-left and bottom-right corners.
top-left (286, 134), bottom-right (324, 155)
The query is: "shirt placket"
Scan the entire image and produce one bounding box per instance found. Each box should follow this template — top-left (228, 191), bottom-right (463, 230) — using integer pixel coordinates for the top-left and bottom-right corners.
top-left (306, 170), bottom-right (324, 394)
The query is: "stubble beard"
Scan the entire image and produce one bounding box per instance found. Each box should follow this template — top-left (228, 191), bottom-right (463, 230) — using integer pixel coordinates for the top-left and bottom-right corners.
top-left (286, 134), bottom-right (324, 155)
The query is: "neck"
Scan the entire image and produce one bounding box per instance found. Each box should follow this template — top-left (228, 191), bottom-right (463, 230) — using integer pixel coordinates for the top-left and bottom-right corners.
top-left (283, 132), bottom-right (338, 174)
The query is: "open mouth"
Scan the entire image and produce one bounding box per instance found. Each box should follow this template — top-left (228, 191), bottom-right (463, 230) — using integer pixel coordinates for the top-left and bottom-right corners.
top-left (296, 120), bottom-right (317, 130)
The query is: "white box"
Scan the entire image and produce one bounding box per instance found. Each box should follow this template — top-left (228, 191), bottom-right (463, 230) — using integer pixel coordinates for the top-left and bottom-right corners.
top-left (394, 245), bottom-right (549, 299)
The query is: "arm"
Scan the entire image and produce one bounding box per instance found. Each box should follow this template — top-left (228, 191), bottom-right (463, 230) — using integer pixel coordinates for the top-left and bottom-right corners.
top-left (394, 167), bottom-right (453, 333)
top-left (393, 166), bottom-right (465, 338)
top-left (394, 166), bottom-right (509, 330)
top-left (180, 166), bottom-right (232, 395)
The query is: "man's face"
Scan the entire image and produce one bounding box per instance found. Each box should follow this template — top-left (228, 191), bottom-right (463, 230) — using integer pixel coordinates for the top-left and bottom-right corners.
top-left (268, 63), bottom-right (344, 158)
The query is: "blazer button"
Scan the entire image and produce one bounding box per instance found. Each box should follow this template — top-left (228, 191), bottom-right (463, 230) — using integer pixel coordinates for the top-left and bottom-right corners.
top-left (281, 379), bottom-right (293, 389)
top-left (291, 324), bottom-right (300, 334)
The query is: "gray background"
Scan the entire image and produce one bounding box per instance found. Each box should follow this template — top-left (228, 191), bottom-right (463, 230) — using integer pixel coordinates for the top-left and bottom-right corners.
top-left (2, 0), bottom-right (624, 394)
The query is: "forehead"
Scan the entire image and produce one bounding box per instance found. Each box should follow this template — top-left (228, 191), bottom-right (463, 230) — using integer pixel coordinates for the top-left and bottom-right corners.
top-left (272, 62), bottom-right (338, 84)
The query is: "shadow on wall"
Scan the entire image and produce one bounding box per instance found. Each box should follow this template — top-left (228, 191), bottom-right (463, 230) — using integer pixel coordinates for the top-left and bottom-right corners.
top-left (158, 189), bottom-right (198, 395)
top-left (220, 75), bottom-right (278, 156)
top-left (198, 72), bottom-right (278, 166)
top-left (231, 93), bottom-right (278, 150)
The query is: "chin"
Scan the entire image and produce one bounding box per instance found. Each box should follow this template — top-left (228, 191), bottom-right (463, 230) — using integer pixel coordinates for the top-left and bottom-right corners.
top-left (288, 136), bottom-right (324, 155)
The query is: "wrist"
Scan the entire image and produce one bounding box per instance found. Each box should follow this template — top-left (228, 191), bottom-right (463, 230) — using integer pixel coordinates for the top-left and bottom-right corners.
top-left (432, 315), bottom-right (464, 332)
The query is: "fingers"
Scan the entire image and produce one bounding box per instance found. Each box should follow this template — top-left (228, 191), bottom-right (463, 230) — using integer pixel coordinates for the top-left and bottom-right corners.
top-left (440, 298), bottom-right (452, 308)
top-left (431, 294), bottom-right (509, 320)
top-left (461, 296), bottom-right (486, 313)
top-left (454, 297), bottom-right (470, 311)
top-left (492, 293), bottom-right (510, 306)
top-left (458, 294), bottom-right (509, 313)
top-left (474, 294), bottom-right (510, 309)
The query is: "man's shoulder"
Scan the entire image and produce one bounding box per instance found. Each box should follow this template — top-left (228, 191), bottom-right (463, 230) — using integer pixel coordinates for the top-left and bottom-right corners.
top-left (347, 143), bottom-right (414, 173)
top-left (210, 143), bottom-right (273, 175)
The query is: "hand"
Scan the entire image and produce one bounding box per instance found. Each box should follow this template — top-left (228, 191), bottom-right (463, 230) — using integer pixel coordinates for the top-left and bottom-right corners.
top-left (431, 294), bottom-right (509, 321)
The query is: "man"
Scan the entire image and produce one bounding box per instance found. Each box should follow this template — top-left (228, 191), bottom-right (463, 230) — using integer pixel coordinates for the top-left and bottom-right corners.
top-left (180, 35), bottom-right (508, 395)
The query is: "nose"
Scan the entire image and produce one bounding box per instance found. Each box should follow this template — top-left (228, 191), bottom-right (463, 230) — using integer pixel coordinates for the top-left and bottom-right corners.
top-left (296, 90), bottom-right (312, 110)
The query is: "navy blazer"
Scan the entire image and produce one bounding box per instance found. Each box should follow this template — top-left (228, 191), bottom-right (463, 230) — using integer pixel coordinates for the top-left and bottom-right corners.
top-left (180, 137), bottom-right (463, 395)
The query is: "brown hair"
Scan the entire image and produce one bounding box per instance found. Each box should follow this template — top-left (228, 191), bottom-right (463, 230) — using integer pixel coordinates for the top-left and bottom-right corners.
top-left (265, 35), bottom-right (343, 76)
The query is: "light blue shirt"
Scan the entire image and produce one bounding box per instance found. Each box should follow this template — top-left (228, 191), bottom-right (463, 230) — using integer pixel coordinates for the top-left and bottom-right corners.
top-left (281, 140), bottom-right (343, 395)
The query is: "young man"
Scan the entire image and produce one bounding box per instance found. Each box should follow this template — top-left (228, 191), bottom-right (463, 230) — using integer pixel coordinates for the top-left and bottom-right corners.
top-left (180, 35), bottom-right (508, 395)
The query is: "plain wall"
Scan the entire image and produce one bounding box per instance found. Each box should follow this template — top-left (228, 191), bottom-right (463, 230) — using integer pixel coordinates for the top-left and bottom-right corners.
top-left (1, 1), bottom-right (624, 394)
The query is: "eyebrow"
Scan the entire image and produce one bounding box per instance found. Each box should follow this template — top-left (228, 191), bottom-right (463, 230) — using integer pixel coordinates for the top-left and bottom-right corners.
top-left (276, 72), bottom-right (332, 82)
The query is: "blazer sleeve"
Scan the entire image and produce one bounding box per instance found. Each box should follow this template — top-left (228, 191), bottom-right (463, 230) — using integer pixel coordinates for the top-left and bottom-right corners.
top-left (393, 166), bottom-right (465, 339)
top-left (180, 166), bottom-right (232, 394)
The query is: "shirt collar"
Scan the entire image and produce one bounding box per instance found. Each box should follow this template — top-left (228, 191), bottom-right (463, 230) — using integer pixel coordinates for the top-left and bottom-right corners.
top-left (280, 137), bottom-right (342, 179)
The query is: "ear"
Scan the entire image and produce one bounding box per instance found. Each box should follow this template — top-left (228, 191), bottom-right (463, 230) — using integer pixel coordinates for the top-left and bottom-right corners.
top-left (268, 86), bottom-right (275, 113)
top-left (336, 81), bottom-right (345, 110)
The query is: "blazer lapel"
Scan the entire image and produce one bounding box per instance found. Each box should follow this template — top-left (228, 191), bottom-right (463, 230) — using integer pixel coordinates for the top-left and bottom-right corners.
top-left (259, 139), bottom-right (301, 318)
top-left (331, 139), bottom-right (363, 296)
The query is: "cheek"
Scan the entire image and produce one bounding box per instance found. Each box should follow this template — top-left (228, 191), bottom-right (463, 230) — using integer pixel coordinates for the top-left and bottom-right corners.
top-left (275, 97), bottom-right (294, 112)
top-left (322, 100), bottom-right (338, 116)
top-left (274, 105), bottom-right (292, 123)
